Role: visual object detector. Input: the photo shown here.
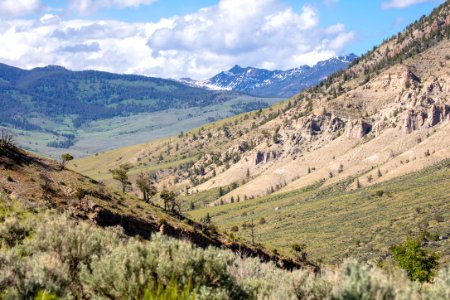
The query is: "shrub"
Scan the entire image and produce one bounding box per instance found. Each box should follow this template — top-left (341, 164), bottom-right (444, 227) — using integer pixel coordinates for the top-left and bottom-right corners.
top-left (73, 187), bottom-right (87, 200)
top-left (85, 235), bottom-right (245, 299)
top-left (375, 190), bottom-right (385, 197)
top-left (229, 256), bottom-right (331, 299)
top-left (332, 259), bottom-right (396, 299)
top-left (423, 266), bottom-right (450, 299)
top-left (0, 216), bottom-right (29, 248)
top-left (390, 237), bottom-right (439, 282)
top-left (0, 130), bottom-right (15, 150)
top-left (291, 243), bottom-right (305, 253)
top-left (158, 218), bottom-right (168, 226)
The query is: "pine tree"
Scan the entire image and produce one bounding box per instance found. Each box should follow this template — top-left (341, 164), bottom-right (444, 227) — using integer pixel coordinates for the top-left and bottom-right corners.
top-left (112, 165), bottom-right (131, 193)
top-left (60, 153), bottom-right (74, 168)
top-left (136, 172), bottom-right (157, 202)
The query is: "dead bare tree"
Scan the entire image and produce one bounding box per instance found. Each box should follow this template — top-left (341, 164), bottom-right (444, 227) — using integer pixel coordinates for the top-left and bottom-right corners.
top-left (0, 130), bottom-right (15, 150)
top-left (249, 218), bottom-right (255, 246)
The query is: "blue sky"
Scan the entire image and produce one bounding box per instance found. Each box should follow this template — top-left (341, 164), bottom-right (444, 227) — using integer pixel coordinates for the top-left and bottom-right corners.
top-left (0, 0), bottom-right (444, 78)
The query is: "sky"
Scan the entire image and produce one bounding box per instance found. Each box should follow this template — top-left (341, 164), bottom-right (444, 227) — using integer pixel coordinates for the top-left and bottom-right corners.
top-left (0, 0), bottom-right (445, 79)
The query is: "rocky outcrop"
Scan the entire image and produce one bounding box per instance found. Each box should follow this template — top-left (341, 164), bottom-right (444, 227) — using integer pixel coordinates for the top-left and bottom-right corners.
top-left (256, 151), bottom-right (265, 165)
top-left (428, 104), bottom-right (450, 126)
top-left (404, 110), bottom-right (425, 133)
top-left (403, 104), bottom-right (449, 133)
top-left (266, 151), bottom-right (278, 163)
top-left (255, 150), bottom-right (279, 165)
top-left (327, 116), bottom-right (345, 133)
top-left (346, 120), bottom-right (372, 138)
top-left (429, 105), bottom-right (441, 127)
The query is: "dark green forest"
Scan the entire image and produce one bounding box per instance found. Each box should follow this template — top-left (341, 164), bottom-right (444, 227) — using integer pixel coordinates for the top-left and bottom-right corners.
top-left (0, 64), bottom-right (241, 130)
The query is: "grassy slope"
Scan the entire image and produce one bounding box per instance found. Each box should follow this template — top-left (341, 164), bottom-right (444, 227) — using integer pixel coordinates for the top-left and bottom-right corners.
top-left (188, 160), bottom-right (450, 265)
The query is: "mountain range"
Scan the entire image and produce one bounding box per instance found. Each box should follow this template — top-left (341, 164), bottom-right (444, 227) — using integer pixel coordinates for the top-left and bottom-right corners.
top-left (179, 54), bottom-right (358, 97)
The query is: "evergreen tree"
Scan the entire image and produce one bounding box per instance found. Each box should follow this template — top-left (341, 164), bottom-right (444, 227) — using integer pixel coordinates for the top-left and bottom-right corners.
top-left (60, 153), bottom-right (74, 168)
top-left (136, 172), bottom-right (157, 202)
top-left (111, 165), bottom-right (131, 193)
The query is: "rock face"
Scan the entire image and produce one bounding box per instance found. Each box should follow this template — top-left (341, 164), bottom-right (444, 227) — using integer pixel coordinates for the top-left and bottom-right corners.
top-left (255, 150), bottom-right (279, 165)
top-left (403, 104), bottom-right (450, 133)
top-left (256, 151), bottom-right (265, 165)
top-left (327, 116), bottom-right (345, 133)
top-left (266, 151), bottom-right (278, 163)
top-left (346, 120), bottom-right (372, 138)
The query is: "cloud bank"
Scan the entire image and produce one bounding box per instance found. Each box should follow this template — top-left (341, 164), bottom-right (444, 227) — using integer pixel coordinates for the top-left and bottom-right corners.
top-left (67, 0), bottom-right (157, 14)
top-left (0, 0), bottom-right (42, 17)
top-left (0, 0), bottom-right (355, 79)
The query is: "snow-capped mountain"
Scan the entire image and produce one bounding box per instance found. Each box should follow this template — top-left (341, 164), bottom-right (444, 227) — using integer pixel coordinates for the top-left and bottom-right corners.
top-left (179, 54), bottom-right (358, 97)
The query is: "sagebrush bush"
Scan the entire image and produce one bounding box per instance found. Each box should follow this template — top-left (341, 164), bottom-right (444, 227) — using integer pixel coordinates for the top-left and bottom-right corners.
top-left (228, 256), bottom-right (330, 299)
top-left (0, 216), bottom-right (29, 248)
top-left (422, 266), bottom-right (450, 299)
top-left (331, 259), bottom-right (396, 300)
top-left (80, 237), bottom-right (245, 299)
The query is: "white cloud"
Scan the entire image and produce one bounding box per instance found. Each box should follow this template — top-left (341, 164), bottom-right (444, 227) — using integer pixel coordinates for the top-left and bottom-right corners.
top-left (0, 0), bottom-right (42, 17)
top-left (382, 0), bottom-right (432, 9)
top-left (325, 23), bottom-right (345, 34)
top-left (40, 14), bottom-right (60, 25)
top-left (67, 0), bottom-right (157, 14)
top-left (0, 0), bottom-right (355, 79)
top-left (145, 0), bottom-right (354, 78)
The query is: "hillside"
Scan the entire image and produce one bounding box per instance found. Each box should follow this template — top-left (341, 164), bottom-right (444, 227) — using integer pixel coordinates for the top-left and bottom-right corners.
top-left (188, 159), bottom-right (450, 264)
top-left (0, 143), bottom-right (317, 271)
top-left (0, 63), bottom-right (277, 157)
top-left (180, 54), bottom-right (357, 97)
top-left (71, 2), bottom-right (450, 265)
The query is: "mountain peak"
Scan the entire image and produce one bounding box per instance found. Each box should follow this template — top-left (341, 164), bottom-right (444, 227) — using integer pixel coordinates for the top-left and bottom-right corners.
top-left (229, 64), bottom-right (246, 73)
top-left (32, 65), bottom-right (68, 72)
top-left (337, 53), bottom-right (358, 63)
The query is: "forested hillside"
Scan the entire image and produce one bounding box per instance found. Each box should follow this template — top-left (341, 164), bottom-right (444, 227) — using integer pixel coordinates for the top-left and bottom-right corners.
top-left (0, 64), bottom-right (278, 156)
top-left (0, 64), bottom-right (242, 129)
